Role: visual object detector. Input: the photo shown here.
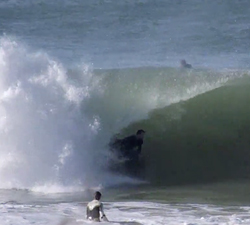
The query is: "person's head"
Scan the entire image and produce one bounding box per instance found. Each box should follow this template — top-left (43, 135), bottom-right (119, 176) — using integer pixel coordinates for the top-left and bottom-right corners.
top-left (94, 191), bottom-right (102, 200)
top-left (136, 129), bottom-right (145, 139)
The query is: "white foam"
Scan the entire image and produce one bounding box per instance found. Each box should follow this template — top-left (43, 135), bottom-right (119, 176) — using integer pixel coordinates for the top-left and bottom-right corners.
top-left (0, 36), bottom-right (152, 192)
top-left (0, 36), bottom-right (105, 190)
top-left (1, 201), bottom-right (250, 225)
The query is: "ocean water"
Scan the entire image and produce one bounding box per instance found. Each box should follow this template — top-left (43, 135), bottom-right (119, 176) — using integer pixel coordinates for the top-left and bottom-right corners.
top-left (1, 0), bottom-right (250, 224)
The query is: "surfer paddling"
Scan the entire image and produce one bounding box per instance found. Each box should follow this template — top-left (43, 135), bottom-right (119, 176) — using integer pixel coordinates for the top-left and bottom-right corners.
top-left (86, 191), bottom-right (108, 222)
top-left (109, 129), bottom-right (146, 162)
top-left (180, 59), bottom-right (192, 69)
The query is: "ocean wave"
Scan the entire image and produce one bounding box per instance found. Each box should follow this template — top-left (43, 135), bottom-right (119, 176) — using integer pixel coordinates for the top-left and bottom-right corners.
top-left (0, 35), bottom-right (248, 191)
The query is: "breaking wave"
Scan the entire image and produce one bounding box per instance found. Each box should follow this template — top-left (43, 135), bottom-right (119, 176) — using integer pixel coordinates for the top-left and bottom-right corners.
top-left (0, 35), bottom-right (247, 191)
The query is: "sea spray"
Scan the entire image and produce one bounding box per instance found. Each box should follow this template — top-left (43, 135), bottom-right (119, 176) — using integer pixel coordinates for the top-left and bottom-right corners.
top-left (0, 36), bottom-right (103, 191)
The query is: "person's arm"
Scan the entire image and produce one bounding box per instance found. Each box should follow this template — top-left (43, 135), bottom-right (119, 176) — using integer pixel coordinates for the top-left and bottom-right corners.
top-left (137, 139), bottom-right (143, 154)
top-left (110, 137), bottom-right (122, 149)
top-left (137, 144), bottom-right (142, 154)
top-left (86, 206), bottom-right (89, 219)
top-left (100, 203), bottom-right (109, 221)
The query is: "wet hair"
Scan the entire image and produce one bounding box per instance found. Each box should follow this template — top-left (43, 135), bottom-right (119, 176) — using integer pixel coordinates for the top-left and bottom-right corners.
top-left (95, 191), bottom-right (102, 200)
top-left (136, 129), bottom-right (145, 135)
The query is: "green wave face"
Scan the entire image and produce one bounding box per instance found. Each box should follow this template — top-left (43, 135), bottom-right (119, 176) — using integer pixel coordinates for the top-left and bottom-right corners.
top-left (119, 76), bottom-right (250, 185)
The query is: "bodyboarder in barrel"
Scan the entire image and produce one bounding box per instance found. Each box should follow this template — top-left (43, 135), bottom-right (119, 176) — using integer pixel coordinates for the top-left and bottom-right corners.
top-left (109, 129), bottom-right (146, 162)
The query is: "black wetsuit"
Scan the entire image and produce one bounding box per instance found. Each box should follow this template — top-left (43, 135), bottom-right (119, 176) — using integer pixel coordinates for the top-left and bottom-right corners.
top-left (113, 135), bottom-right (143, 161)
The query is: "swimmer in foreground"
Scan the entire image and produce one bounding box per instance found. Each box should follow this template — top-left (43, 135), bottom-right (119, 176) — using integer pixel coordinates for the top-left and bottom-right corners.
top-left (180, 59), bottom-right (192, 69)
top-left (86, 191), bottom-right (108, 222)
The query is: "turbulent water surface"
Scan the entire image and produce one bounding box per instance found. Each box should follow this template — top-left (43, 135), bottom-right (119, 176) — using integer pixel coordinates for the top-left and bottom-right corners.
top-left (1, 0), bottom-right (250, 224)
